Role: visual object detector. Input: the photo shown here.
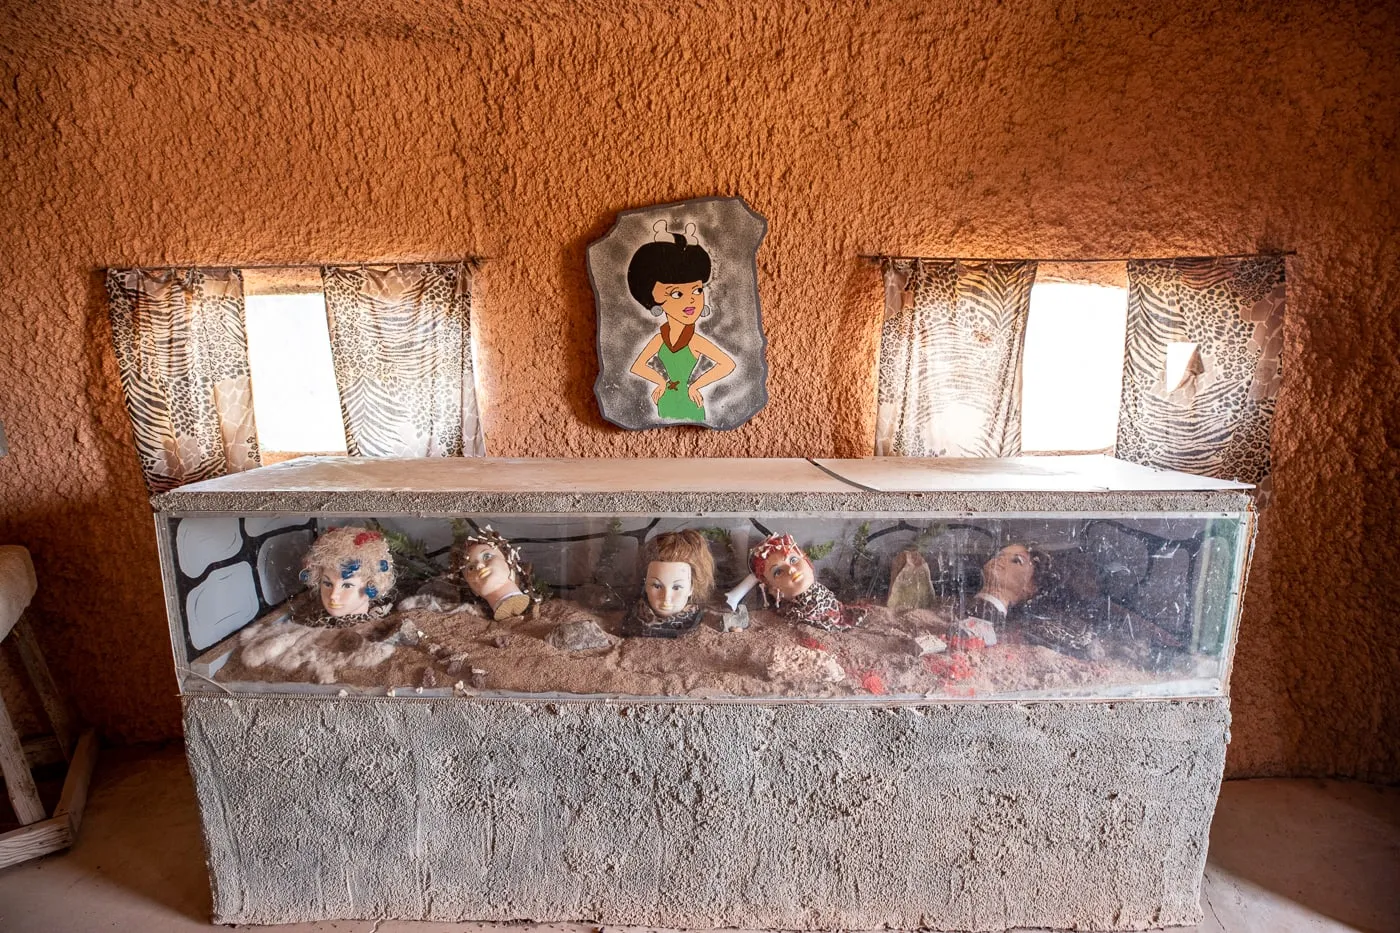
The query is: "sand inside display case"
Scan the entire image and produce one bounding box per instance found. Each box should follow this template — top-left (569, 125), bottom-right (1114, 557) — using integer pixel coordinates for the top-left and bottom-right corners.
top-left (155, 457), bottom-right (1254, 704)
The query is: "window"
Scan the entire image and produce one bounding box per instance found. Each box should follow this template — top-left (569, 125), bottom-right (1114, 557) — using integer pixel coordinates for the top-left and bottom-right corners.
top-left (242, 270), bottom-right (348, 463)
top-left (1019, 278), bottom-right (1128, 455)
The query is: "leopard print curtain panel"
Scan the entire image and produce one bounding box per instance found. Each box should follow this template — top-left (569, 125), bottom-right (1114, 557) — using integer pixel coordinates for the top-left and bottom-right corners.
top-left (876, 258), bottom-right (1038, 457)
top-left (1116, 256), bottom-right (1286, 494)
top-left (321, 262), bottom-right (484, 458)
top-left (105, 268), bottom-right (260, 494)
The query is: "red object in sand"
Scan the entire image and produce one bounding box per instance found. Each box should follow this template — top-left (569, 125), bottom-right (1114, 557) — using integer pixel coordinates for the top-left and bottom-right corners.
top-left (860, 671), bottom-right (887, 695)
top-left (923, 652), bottom-right (974, 681)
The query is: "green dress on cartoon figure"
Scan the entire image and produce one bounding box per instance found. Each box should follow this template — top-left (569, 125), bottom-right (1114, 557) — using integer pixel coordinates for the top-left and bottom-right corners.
top-left (656, 337), bottom-right (706, 422)
top-left (625, 227), bottom-right (738, 426)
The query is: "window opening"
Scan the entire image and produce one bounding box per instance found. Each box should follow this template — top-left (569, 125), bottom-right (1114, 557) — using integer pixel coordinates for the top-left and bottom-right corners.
top-left (243, 270), bottom-right (348, 463)
top-left (1019, 280), bottom-right (1128, 455)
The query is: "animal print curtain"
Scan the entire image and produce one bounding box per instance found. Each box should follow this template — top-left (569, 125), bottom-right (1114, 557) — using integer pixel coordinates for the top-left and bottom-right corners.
top-left (321, 262), bottom-right (484, 458)
top-left (876, 259), bottom-right (1038, 457)
top-left (105, 268), bottom-right (260, 494)
top-left (1116, 257), bottom-right (1285, 493)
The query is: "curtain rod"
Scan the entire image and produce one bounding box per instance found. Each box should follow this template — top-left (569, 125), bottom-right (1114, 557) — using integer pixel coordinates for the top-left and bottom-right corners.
top-left (859, 250), bottom-right (1295, 264)
top-left (116, 257), bottom-right (488, 272)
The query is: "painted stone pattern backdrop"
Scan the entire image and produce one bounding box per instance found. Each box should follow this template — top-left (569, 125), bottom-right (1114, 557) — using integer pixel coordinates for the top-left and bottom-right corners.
top-left (589, 197), bottom-right (768, 431)
top-left (170, 515), bottom-right (317, 657)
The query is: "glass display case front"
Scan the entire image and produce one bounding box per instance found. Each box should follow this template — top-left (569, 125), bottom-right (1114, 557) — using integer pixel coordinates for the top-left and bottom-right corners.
top-left (155, 458), bottom-right (1254, 702)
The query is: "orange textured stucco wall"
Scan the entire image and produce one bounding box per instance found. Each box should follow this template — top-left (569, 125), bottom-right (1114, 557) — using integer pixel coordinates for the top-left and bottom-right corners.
top-left (0, 1), bottom-right (1396, 778)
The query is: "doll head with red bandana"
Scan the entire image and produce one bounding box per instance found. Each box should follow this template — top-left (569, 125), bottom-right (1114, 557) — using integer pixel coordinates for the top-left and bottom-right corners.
top-left (749, 534), bottom-right (816, 602)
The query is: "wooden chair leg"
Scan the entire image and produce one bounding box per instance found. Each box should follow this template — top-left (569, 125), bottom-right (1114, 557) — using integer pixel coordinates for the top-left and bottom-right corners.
top-left (12, 614), bottom-right (77, 760)
top-left (0, 814), bottom-right (70, 867)
top-left (0, 689), bottom-right (46, 825)
top-left (53, 728), bottom-right (96, 835)
top-left (0, 728), bottom-right (96, 868)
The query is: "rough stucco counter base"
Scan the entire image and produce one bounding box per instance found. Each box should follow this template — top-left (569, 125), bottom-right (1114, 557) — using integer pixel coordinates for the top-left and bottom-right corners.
top-left (155, 457), bottom-right (1255, 930)
top-left (184, 696), bottom-right (1227, 929)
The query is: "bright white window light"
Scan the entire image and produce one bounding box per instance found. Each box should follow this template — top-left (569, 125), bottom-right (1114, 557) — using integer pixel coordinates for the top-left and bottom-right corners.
top-left (1020, 281), bottom-right (1128, 454)
top-left (1164, 341), bottom-right (1203, 392)
top-left (243, 292), bottom-right (348, 459)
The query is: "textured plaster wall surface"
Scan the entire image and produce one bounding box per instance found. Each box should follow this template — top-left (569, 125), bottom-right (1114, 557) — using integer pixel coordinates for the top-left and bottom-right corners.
top-left (185, 697), bottom-right (1228, 928)
top-left (0, 2), bottom-right (1396, 778)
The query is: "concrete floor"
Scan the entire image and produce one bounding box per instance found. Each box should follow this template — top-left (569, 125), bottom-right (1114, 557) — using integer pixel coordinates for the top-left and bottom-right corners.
top-left (0, 746), bottom-right (1395, 933)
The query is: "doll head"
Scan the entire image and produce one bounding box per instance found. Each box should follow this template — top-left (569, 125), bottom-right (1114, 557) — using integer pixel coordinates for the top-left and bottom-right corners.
top-left (455, 527), bottom-right (526, 594)
top-left (627, 223), bottom-right (712, 327)
top-left (299, 527), bottom-right (395, 618)
top-left (749, 534), bottom-right (816, 602)
top-left (641, 530), bottom-right (715, 617)
top-left (980, 543), bottom-right (1052, 609)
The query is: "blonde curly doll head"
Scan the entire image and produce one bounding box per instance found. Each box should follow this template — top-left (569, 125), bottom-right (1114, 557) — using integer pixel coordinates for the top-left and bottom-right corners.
top-left (299, 526), bottom-right (395, 618)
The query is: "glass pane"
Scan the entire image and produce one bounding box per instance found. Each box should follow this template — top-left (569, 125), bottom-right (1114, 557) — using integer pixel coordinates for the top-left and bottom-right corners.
top-left (168, 510), bottom-right (1245, 701)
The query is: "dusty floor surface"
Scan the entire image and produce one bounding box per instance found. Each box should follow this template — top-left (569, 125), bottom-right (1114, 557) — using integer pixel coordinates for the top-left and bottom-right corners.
top-left (0, 745), bottom-right (1395, 932)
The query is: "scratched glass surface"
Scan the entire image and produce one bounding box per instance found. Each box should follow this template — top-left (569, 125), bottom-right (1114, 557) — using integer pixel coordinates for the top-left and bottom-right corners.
top-left (165, 509), bottom-right (1247, 702)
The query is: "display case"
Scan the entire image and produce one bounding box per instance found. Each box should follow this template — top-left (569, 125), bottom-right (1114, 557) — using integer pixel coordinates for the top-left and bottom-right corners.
top-left (155, 457), bottom-right (1255, 930)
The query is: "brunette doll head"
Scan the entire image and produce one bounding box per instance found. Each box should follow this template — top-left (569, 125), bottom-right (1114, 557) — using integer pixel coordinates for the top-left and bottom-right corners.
top-left (979, 543), bottom-right (1056, 609)
top-left (641, 530), bottom-right (715, 617)
top-left (453, 527), bottom-right (527, 589)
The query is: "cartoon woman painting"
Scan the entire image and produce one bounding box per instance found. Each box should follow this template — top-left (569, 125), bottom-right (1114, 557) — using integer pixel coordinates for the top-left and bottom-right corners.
top-left (625, 221), bottom-right (737, 422)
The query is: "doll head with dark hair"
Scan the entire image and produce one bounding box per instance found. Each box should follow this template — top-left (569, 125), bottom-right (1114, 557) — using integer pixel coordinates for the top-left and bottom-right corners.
top-left (952, 542), bottom-right (1056, 648)
top-left (979, 543), bottom-right (1056, 611)
top-left (453, 526), bottom-right (533, 621)
top-left (627, 226), bottom-right (712, 326)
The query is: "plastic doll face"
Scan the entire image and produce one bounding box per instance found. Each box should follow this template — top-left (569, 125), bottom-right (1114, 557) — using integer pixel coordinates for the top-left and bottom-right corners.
top-left (762, 549), bottom-right (814, 600)
top-left (982, 544), bottom-right (1038, 607)
top-left (651, 280), bottom-right (705, 327)
top-left (318, 569), bottom-right (371, 617)
top-left (645, 560), bottom-right (694, 617)
top-left (463, 543), bottom-right (511, 589)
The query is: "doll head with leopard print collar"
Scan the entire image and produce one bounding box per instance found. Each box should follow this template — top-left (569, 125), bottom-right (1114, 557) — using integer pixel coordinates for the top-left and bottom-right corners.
top-left (749, 534), bottom-right (815, 603)
top-left (749, 534), bottom-right (864, 632)
top-left (622, 530), bottom-right (716, 639)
